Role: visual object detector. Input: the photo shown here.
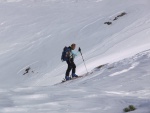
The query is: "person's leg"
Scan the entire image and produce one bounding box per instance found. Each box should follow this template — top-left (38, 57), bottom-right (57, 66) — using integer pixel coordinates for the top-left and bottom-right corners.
top-left (71, 61), bottom-right (76, 74)
top-left (65, 60), bottom-right (72, 77)
top-left (71, 61), bottom-right (78, 77)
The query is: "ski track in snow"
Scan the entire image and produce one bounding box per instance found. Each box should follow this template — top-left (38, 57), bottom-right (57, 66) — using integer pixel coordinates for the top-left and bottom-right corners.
top-left (109, 62), bottom-right (139, 77)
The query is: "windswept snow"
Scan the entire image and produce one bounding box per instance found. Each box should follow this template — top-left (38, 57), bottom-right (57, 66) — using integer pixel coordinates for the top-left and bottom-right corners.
top-left (109, 62), bottom-right (139, 77)
top-left (0, 49), bottom-right (150, 113)
top-left (0, 0), bottom-right (150, 87)
top-left (0, 0), bottom-right (150, 113)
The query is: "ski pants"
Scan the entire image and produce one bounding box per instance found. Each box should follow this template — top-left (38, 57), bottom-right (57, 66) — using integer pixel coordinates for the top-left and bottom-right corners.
top-left (65, 59), bottom-right (76, 76)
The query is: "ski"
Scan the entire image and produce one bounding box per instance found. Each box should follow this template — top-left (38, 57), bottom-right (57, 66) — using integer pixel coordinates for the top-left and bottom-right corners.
top-left (61, 72), bottom-right (90, 83)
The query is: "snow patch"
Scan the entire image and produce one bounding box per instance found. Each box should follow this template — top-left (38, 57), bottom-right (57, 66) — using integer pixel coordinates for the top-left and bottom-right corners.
top-left (109, 62), bottom-right (139, 77)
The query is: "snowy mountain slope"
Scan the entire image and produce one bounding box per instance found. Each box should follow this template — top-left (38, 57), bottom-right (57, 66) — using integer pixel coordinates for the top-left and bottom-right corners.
top-left (0, 0), bottom-right (150, 113)
top-left (0, 0), bottom-right (150, 87)
top-left (0, 49), bottom-right (150, 113)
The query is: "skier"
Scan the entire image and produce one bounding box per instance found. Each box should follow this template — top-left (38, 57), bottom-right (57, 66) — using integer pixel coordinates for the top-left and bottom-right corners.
top-left (65, 43), bottom-right (80, 80)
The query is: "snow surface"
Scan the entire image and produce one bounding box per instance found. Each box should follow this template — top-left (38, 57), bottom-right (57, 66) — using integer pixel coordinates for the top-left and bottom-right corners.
top-left (0, 0), bottom-right (150, 113)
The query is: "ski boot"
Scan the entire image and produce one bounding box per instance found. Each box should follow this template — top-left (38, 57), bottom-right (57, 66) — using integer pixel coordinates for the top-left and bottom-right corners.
top-left (65, 76), bottom-right (71, 81)
top-left (72, 73), bottom-right (78, 78)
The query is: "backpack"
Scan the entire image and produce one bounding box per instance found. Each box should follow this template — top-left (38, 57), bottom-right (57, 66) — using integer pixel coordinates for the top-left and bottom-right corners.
top-left (61, 46), bottom-right (71, 61)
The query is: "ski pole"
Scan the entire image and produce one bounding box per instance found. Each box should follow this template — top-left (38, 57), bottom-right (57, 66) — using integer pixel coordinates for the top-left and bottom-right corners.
top-left (79, 47), bottom-right (88, 74)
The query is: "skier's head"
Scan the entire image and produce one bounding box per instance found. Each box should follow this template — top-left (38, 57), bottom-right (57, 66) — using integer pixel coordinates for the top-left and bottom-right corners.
top-left (71, 43), bottom-right (76, 50)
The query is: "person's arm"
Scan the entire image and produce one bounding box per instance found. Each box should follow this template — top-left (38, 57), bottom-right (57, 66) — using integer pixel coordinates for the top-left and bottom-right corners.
top-left (72, 47), bottom-right (81, 56)
top-left (72, 50), bottom-right (78, 56)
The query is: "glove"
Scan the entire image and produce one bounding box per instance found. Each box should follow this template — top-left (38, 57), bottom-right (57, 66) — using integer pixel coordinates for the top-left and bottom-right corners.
top-left (78, 47), bottom-right (81, 52)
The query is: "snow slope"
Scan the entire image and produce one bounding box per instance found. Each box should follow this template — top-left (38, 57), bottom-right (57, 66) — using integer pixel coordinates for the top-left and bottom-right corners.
top-left (1, 47), bottom-right (150, 113)
top-left (0, 0), bottom-right (150, 112)
top-left (0, 0), bottom-right (150, 87)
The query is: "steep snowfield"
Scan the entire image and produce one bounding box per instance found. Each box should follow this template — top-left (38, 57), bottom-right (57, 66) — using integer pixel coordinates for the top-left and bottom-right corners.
top-left (0, 0), bottom-right (150, 87)
top-left (0, 0), bottom-right (150, 112)
top-left (1, 48), bottom-right (150, 113)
